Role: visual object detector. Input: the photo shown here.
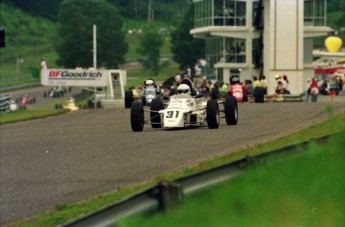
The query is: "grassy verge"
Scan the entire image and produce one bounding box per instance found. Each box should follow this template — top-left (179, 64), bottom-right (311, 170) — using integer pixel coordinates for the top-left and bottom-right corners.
top-left (0, 108), bottom-right (68, 125)
top-left (121, 130), bottom-right (345, 227)
top-left (0, 95), bottom-right (94, 125)
top-left (8, 111), bottom-right (345, 227)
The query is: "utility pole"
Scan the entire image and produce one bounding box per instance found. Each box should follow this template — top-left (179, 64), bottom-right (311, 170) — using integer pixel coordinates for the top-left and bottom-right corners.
top-left (93, 24), bottom-right (97, 109)
top-left (93, 24), bottom-right (97, 69)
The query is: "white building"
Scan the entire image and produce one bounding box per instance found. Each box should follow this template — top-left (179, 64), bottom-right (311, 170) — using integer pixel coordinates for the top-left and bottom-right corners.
top-left (190, 0), bottom-right (333, 95)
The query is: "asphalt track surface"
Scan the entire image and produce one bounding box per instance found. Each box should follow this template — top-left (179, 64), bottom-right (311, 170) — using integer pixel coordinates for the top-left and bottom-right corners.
top-left (0, 98), bottom-right (344, 225)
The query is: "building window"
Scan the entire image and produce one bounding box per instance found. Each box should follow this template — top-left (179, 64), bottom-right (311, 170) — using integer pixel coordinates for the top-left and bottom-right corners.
top-left (224, 38), bottom-right (246, 63)
top-left (205, 37), bottom-right (246, 75)
top-left (195, 0), bottom-right (213, 28)
top-left (304, 0), bottom-right (326, 26)
top-left (195, 0), bottom-right (247, 28)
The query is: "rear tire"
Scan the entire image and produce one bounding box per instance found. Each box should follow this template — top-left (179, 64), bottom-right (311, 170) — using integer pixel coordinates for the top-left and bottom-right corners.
top-left (124, 90), bottom-right (134, 108)
top-left (150, 99), bottom-right (162, 128)
top-left (210, 87), bottom-right (219, 100)
top-left (206, 100), bottom-right (220, 129)
top-left (224, 95), bottom-right (238, 125)
top-left (131, 102), bottom-right (144, 132)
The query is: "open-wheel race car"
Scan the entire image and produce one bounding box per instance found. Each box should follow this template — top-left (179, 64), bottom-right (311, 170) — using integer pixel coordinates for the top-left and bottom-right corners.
top-left (130, 79), bottom-right (238, 132)
top-left (124, 79), bottom-right (162, 108)
top-left (18, 94), bottom-right (36, 105)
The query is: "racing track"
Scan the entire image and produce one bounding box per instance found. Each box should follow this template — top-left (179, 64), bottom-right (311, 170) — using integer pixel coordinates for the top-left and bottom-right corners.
top-left (0, 101), bottom-right (344, 225)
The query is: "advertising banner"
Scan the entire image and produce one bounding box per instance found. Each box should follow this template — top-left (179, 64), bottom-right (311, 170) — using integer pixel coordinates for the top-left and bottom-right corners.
top-left (41, 69), bottom-right (110, 87)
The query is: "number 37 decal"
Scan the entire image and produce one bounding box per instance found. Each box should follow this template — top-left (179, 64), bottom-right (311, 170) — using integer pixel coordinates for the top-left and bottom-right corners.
top-left (166, 111), bottom-right (180, 118)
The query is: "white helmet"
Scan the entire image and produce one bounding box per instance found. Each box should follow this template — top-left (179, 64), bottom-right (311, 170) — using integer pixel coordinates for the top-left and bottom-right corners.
top-left (145, 80), bottom-right (154, 86)
top-left (177, 84), bottom-right (191, 95)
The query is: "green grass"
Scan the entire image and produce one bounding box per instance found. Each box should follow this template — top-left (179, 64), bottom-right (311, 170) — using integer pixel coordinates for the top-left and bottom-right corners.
top-left (120, 131), bottom-right (345, 227)
top-left (7, 111), bottom-right (345, 227)
top-left (0, 108), bottom-right (68, 125)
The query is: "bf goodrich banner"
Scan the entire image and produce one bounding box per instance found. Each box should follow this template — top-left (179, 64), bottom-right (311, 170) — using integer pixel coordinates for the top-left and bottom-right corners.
top-left (41, 69), bottom-right (110, 87)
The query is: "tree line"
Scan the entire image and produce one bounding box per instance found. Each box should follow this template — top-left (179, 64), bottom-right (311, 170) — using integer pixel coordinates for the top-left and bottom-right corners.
top-left (1, 0), bottom-right (192, 24)
top-left (1, 0), bottom-right (343, 75)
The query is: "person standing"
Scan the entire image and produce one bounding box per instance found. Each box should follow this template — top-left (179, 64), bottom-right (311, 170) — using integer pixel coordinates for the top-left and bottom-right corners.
top-left (40, 59), bottom-right (47, 71)
top-left (309, 78), bottom-right (319, 102)
top-left (252, 76), bottom-right (261, 89)
top-left (40, 59), bottom-right (48, 84)
top-left (259, 75), bottom-right (268, 94)
top-left (305, 79), bottom-right (311, 102)
top-left (282, 75), bottom-right (290, 94)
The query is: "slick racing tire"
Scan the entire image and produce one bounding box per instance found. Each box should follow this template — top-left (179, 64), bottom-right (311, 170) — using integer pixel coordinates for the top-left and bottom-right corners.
top-left (124, 90), bottom-right (134, 108)
top-left (150, 99), bottom-right (163, 128)
top-left (210, 87), bottom-right (219, 100)
top-left (224, 95), bottom-right (238, 125)
top-left (131, 102), bottom-right (144, 132)
top-left (206, 99), bottom-right (220, 129)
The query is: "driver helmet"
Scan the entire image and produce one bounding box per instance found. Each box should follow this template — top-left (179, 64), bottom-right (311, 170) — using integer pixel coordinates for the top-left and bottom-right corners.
top-left (177, 84), bottom-right (191, 95)
top-left (231, 76), bottom-right (240, 84)
top-left (145, 79), bottom-right (154, 87)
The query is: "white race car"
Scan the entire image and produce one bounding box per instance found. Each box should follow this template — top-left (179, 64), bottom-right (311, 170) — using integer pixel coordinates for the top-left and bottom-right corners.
top-left (124, 79), bottom-right (161, 108)
top-left (130, 79), bottom-right (238, 131)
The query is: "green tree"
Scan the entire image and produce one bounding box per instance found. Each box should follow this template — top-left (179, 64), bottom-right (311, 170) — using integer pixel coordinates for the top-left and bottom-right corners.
top-left (136, 27), bottom-right (164, 76)
top-left (55, 0), bottom-right (128, 69)
top-left (170, 4), bottom-right (205, 71)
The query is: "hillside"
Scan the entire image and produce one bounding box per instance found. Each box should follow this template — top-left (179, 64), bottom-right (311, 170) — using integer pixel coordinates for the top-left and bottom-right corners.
top-left (0, 0), bottom-right (344, 85)
top-left (0, 3), bottom-right (173, 85)
top-left (0, 4), bottom-right (58, 83)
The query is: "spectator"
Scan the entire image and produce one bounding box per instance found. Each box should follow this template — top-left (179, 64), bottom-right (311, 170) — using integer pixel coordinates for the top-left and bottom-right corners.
top-left (274, 74), bottom-right (283, 92)
top-left (175, 73), bottom-right (182, 86)
top-left (310, 78), bottom-right (319, 102)
top-left (253, 76), bottom-right (261, 89)
top-left (218, 81), bottom-right (228, 93)
top-left (194, 63), bottom-right (202, 88)
top-left (245, 80), bottom-right (254, 96)
top-left (199, 79), bottom-right (210, 97)
top-left (305, 78), bottom-right (312, 102)
top-left (40, 59), bottom-right (47, 71)
top-left (339, 78), bottom-right (344, 95)
top-left (275, 81), bottom-right (284, 94)
top-left (319, 78), bottom-right (329, 95)
top-left (184, 65), bottom-right (191, 78)
top-left (282, 75), bottom-right (290, 94)
top-left (207, 80), bottom-right (214, 90)
top-left (259, 75), bottom-right (268, 94)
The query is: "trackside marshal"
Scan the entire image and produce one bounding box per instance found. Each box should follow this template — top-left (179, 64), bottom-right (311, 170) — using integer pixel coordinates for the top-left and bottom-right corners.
top-left (41, 69), bottom-right (110, 87)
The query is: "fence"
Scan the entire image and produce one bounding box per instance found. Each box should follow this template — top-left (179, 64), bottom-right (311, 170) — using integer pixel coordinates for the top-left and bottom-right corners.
top-left (0, 95), bottom-right (11, 113)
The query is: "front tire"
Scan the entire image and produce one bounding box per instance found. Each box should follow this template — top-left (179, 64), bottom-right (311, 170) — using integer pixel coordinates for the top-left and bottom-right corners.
top-left (150, 99), bottom-right (162, 128)
top-left (224, 95), bottom-right (238, 125)
top-left (206, 100), bottom-right (220, 129)
top-left (131, 102), bottom-right (144, 132)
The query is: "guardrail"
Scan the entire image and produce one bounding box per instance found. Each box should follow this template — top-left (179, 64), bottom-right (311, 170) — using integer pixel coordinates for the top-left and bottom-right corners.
top-left (0, 95), bottom-right (11, 113)
top-left (62, 135), bottom-right (330, 227)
